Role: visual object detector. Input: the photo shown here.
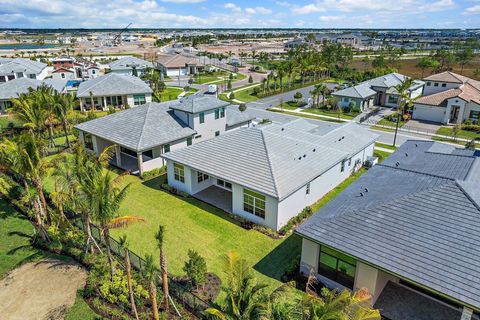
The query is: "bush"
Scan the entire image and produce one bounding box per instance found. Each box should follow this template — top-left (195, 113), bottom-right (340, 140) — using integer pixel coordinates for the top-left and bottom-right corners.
top-left (161, 184), bottom-right (189, 198)
top-left (238, 103), bottom-right (247, 112)
top-left (252, 86), bottom-right (260, 95)
top-left (8, 184), bottom-right (24, 200)
top-left (248, 75), bottom-right (253, 83)
top-left (229, 92), bottom-right (235, 100)
top-left (278, 206), bottom-right (313, 235)
top-left (294, 92), bottom-right (303, 100)
top-left (183, 249), bottom-right (207, 288)
top-left (140, 167), bottom-right (166, 180)
top-left (461, 124), bottom-right (480, 133)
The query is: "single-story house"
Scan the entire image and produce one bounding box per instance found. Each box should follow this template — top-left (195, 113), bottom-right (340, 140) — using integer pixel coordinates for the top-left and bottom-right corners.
top-left (108, 56), bottom-right (154, 77)
top-left (0, 58), bottom-right (48, 82)
top-left (75, 95), bottom-right (254, 174)
top-left (333, 73), bottom-right (424, 110)
top-left (162, 119), bottom-right (378, 230)
top-left (413, 72), bottom-right (480, 124)
top-left (156, 54), bottom-right (204, 77)
top-left (297, 140), bottom-right (480, 320)
top-left (0, 77), bottom-right (68, 112)
top-left (76, 73), bottom-right (153, 111)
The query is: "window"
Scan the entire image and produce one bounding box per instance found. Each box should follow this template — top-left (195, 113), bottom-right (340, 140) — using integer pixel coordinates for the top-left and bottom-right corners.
top-left (434, 82), bottom-right (439, 87)
top-left (61, 73), bottom-right (65, 79)
top-left (215, 131), bottom-right (220, 137)
top-left (306, 183), bottom-right (310, 195)
top-left (120, 147), bottom-right (137, 158)
top-left (199, 112), bottom-right (205, 124)
top-left (340, 160), bottom-right (346, 172)
top-left (348, 158), bottom-right (352, 166)
top-left (318, 246), bottom-right (356, 289)
top-left (133, 94), bottom-right (146, 105)
top-left (92, 70), bottom-right (96, 74)
top-left (220, 107), bottom-right (225, 118)
top-left (214, 108), bottom-right (220, 119)
top-left (217, 179), bottom-right (232, 190)
top-left (197, 171), bottom-right (209, 183)
top-left (217, 179), bottom-right (224, 187)
top-left (174, 163), bottom-right (185, 183)
top-left (28, 74), bottom-right (36, 79)
top-left (225, 182), bottom-right (232, 189)
top-left (426, 81), bottom-right (431, 86)
top-left (84, 133), bottom-right (93, 150)
top-left (163, 144), bottom-right (170, 153)
top-left (143, 149), bottom-right (153, 159)
top-left (441, 83), bottom-right (446, 87)
top-left (243, 189), bottom-right (266, 219)
top-left (387, 95), bottom-right (399, 104)
top-left (470, 110), bottom-right (480, 121)
top-left (187, 137), bottom-right (192, 146)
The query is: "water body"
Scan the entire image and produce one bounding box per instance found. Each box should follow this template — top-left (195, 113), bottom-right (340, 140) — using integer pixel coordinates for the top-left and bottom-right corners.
top-left (0, 43), bottom-right (58, 50)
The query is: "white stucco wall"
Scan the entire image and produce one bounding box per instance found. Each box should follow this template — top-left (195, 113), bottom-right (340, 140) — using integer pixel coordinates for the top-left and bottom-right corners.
top-left (410, 86), bottom-right (424, 99)
top-left (191, 108), bottom-right (227, 142)
top-left (300, 238), bottom-right (320, 276)
top-left (52, 71), bottom-right (75, 80)
top-left (413, 104), bottom-right (447, 123)
top-left (423, 81), bottom-right (460, 96)
top-left (166, 68), bottom-right (188, 77)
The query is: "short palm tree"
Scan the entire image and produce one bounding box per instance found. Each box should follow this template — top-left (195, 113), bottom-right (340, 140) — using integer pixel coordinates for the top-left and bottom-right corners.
top-left (52, 92), bottom-right (75, 148)
top-left (118, 235), bottom-right (140, 320)
top-left (155, 225), bottom-right (169, 312)
top-left (145, 254), bottom-right (160, 320)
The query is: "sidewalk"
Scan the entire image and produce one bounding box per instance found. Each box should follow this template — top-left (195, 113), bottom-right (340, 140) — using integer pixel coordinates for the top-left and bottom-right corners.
top-left (268, 107), bottom-right (351, 122)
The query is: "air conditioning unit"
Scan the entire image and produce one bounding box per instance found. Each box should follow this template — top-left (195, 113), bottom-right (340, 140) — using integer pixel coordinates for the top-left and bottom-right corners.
top-left (364, 156), bottom-right (378, 168)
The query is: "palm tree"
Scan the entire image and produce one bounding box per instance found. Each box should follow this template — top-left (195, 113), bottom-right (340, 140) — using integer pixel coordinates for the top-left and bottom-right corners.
top-left (392, 77), bottom-right (416, 146)
top-left (206, 251), bottom-right (267, 319)
top-left (34, 85), bottom-right (57, 148)
top-left (9, 91), bottom-right (47, 134)
top-left (118, 235), bottom-right (140, 320)
top-left (145, 254), bottom-right (160, 320)
top-left (250, 50), bottom-right (257, 70)
top-left (52, 92), bottom-right (75, 148)
top-left (155, 225), bottom-right (169, 312)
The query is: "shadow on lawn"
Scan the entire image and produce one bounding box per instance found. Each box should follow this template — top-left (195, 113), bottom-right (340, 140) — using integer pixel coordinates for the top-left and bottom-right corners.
top-left (253, 234), bottom-right (302, 281)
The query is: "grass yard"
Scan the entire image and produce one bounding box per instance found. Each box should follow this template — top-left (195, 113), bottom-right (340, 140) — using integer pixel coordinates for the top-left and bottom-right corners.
top-left (374, 150), bottom-right (392, 163)
top-left (0, 114), bottom-right (23, 131)
top-left (268, 109), bottom-right (344, 124)
top-left (158, 87), bottom-right (183, 101)
top-left (374, 142), bottom-right (398, 151)
top-left (436, 127), bottom-right (480, 140)
top-left (231, 86), bottom-right (261, 103)
top-left (65, 290), bottom-right (104, 320)
top-left (302, 108), bottom-right (357, 120)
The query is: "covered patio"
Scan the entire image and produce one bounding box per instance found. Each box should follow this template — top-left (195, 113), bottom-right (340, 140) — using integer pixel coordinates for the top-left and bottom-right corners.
top-left (193, 185), bottom-right (233, 213)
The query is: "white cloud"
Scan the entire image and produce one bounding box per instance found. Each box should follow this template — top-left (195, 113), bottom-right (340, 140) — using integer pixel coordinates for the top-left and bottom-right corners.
top-left (224, 2), bottom-right (241, 12)
top-left (319, 15), bottom-right (345, 22)
top-left (275, 1), bottom-right (292, 7)
top-left (463, 5), bottom-right (480, 15)
top-left (160, 0), bottom-right (204, 3)
top-left (245, 6), bottom-right (272, 14)
top-left (292, 4), bottom-right (325, 14)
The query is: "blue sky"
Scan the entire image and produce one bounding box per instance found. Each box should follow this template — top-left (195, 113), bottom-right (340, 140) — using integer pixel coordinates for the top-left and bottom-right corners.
top-left (0, 0), bottom-right (479, 28)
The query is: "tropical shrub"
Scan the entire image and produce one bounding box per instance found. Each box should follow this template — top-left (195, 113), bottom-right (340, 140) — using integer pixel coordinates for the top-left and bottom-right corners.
top-left (183, 249), bottom-right (207, 288)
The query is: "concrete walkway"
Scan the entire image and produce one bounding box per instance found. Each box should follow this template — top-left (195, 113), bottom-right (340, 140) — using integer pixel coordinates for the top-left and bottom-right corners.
top-left (268, 107), bottom-right (351, 122)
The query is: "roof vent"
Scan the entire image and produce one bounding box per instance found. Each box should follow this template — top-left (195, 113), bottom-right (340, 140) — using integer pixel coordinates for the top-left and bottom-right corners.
top-left (405, 153), bottom-right (408, 157)
top-left (281, 128), bottom-right (285, 131)
top-left (415, 143), bottom-right (418, 147)
top-left (298, 156), bottom-right (302, 160)
top-left (360, 192), bottom-right (364, 197)
top-left (303, 154), bottom-right (306, 158)
top-left (364, 188), bottom-right (369, 193)
top-left (313, 149), bottom-right (316, 152)
top-left (395, 162), bottom-right (400, 167)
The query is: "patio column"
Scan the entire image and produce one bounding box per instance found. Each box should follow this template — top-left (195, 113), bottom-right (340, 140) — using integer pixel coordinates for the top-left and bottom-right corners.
top-left (461, 307), bottom-right (473, 320)
top-left (103, 97), bottom-right (108, 111)
top-left (115, 145), bottom-right (122, 167)
top-left (79, 98), bottom-right (84, 112)
top-left (137, 152), bottom-right (143, 175)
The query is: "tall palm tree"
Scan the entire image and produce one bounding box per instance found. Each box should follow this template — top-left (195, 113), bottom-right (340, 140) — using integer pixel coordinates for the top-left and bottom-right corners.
top-left (393, 77), bottom-right (416, 146)
top-left (145, 254), bottom-right (160, 320)
top-left (206, 251), bottom-right (267, 320)
top-left (9, 91), bottom-right (47, 134)
top-left (155, 225), bottom-right (169, 312)
top-left (52, 92), bottom-right (75, 148)
top-left (119, 235), bottom-right (140, 320)
top-left (34, 85), bottom-right (57, 148)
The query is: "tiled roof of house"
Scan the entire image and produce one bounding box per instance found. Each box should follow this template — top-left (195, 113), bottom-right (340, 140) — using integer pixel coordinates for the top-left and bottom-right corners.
top-left (169, 95), bottom-right (230, 113)
top-left (75, 102), bottom-right (196, 152)
top-left (332, 84), bottom-right (377, 99)
top-left (297, 140), bottom-right (480, 310)
top-left (416, 82), bottom-right (480, 106)
top-left (109, 56), bottom-right (153, 70)
top-left (0, 58), bottom-right (47, 76)
top-left (157, 54), bottom-right (202, 68)
top-left (76, 73), bottom-right (152, 98)
top-left (0, 77), bottom-right (67, 100)
top-left (163, 119), bottom-right (378, 199)
top-left (226, 107), bottom-right (255, 127)
top-left (424, 71), bottom-right (473, 84)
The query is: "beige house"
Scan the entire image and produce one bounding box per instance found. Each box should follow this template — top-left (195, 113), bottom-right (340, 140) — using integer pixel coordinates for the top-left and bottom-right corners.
top-left (156, 54), bottom-right (204, 77)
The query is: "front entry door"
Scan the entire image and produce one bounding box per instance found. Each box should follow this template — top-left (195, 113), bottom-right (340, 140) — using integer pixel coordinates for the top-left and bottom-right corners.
top-left (450, 106), bottom-right (460, 124)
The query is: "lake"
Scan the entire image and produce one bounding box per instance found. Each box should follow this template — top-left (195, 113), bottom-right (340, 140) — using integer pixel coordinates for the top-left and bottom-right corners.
top-left (0, 43), bottom-right (59, 50)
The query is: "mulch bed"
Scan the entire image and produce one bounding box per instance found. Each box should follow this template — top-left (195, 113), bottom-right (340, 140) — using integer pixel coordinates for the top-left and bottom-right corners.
top-left (176, 272), bottom-right (221, 302)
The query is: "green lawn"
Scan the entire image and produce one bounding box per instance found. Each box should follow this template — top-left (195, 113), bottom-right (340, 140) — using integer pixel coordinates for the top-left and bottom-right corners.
top-left (267, 109), bottom-right (344, 124)
top-left (0, 114), bottom-right (23, 131)
top-left (374, 150), bottom-right (392, 163)
top-left (231, 87), bottom-right (261, 103)
top-left (374, 142), bottom-right (398, 151)
top-left (158, 87), bottom-right (183, 101)
top-left (436, 127), bottom-right (480, 140)
top-left (302, 108), bottom-right (357, 120)
top-left (65, 290), bottom-right (104, 320)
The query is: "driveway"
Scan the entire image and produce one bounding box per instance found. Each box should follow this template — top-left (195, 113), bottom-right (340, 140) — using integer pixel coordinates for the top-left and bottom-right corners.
top-left (405, 120), bottom-right (442, 134)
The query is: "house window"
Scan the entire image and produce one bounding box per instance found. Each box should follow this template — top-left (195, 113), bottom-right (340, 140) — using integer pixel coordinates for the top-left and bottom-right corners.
top-left (348, 158), bottom-right (352, 166)
top-left (28, 74), bottom-right (36, 79)
top-left (143, 149), bottom-right (153, 159)
top-left (441, 83), bottom-right (446, 87)
top-left (426, 81), bottom-right (431, 86)
top-left (318, 246), bottom-right (356, 289)
top-left (470, 110), bottom-right (480, 122)
top-left (215, 131), bottom-right (220, 137)
top-left (434, 82), bottom-right (438, 87)
top-left (84, 133), bottom-right (93, 150)
top-left (387, 95), bottom-right (399, 104)
top-left (187, 137), bottom-right (192, 146)
top-left (61, 73), bottom-right (65, 79)
top-left (133, 94), bottom-right (146, 105)
top-left (120, 147), bottom-right (137, 158)
top-left (340, 160), bottom-right (346, 172)
top-left (220, 107), bottom-right (225, 118)
top-left (197, 171), bottom-right (209, 183)
top-left (216, 179), bottom-right (232, 190)
top-left (215, 108), bottom-right (220, 119)
top-left (163, 144), bottom-right (170, 153)
top-left (199, 112), bottom-right (205, 124)
top-left (92, 70), bottom-right (96, 74)
top-left (243, 188), bottom-right (266, 219)
top-left (306, 183), bottom-right (311, 195)
top-left (173, 163), bottom-right (185, 183)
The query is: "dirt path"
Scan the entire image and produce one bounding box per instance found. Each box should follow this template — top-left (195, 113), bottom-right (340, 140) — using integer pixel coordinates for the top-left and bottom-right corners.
top-left (0, 258), bottom-right (88, 320)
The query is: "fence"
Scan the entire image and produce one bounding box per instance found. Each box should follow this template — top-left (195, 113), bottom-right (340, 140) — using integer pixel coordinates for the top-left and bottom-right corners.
top-left (74, 218), bottom-right (211, 318)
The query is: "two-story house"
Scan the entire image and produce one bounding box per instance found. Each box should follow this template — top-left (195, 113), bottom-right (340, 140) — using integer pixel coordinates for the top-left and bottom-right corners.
top-left (74, 95), bottom-right (254, 175)
top-left (0, 58), bottom-right (48, 82)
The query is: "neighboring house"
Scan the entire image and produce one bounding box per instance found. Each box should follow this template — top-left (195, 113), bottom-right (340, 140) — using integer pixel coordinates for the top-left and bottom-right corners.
top-left (412, 71), bottom-right (480, 124)
top-left (332, 73), bottom-right (424, 110)
top-left (296, 140), bottom-right (480, 320)
top-left (51, 67), bottom-right (76, 80)
top-left (0, 58), bottom-right (48, 82)
top-left (162, 119), bottom-right (377, 231)
top-left (76, 73), bottom-right (153, 111)
top-left (108, 56), bottom-right (154, 77)
top-left (156, 54), bottom-right (204, 77)
top-left (0, 77), bottom-right (67, 112)
top-left (74, 96), bottom-right (254, 174)
top-left (51, 56), bottom-right (100, 80)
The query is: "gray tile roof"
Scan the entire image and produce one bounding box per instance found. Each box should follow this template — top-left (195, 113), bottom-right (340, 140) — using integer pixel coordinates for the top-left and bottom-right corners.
top-left (332, 84), bottom-right (377, 99)
top-left (0, 77), bottom-right (67, 100)
top-left (77, 73), bottom-right (152, 98)
top-left (163, 120), bottom-right (377, 199)
top-left (226, 107), bottom-right (255, 127)
top-left (109, 56), bottom-right (153, 70)
top-left (169, 95), bottom-right (230, 113)
top-left (75, 102), bottom-right (195, 152)
top-left (0, 58), bottom-right (46, 76)
top-left (297, 140), bottom-right (480, 310)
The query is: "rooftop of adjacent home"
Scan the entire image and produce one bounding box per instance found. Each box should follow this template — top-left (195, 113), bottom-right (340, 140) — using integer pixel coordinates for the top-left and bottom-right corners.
top-left (163, 119), bottom-right (378, 200)
top-left (0, 58), bottom-right (47, 76)
top-left (0, 77), bottom-right (68, 100)
top-left (297, 140), bottom-right (480, 310)
top-left (108, 56), bottom-right (154, 70)
top-left (76, 73), bottom-right (152, 98)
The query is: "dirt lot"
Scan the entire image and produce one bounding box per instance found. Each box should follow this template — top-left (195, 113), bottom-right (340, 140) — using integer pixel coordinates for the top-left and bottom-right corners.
top-left (0, 258), bottom-right (87, 320)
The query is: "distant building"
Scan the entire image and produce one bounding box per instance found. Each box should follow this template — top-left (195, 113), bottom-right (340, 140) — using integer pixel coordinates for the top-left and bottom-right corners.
top-left (51, 57), bottom-right (99, 81)
top-left (108, 56), bottom-right (154, 77)
top-left (0, 58), bottom-right (48, 82)
top-left (156, 54), bottom-right (204, 77)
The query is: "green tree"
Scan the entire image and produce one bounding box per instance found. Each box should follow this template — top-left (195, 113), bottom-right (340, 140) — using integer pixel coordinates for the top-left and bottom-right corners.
top-left (118, 235), bottom-right (140, 320)
top-left (145, 254), bottom-right (160, 320)
top-left (155, 225), bottom-right (170, 312)
top-left (465, 139), bottom-right (476, 150)
top-left (248, 75), bottom-right (253, 84)
top-left (294, 92), bottom-right (303, 101)
top-left (456, 48), bottom-right (474, 74)
top-left (52, 92), bottom-right (75, 148)
top-left (183, 249), bottom-right (207, 290)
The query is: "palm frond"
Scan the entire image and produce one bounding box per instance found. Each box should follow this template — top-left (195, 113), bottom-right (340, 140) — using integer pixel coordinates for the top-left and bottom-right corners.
top-left (109, 215), bottom-right (146, 229)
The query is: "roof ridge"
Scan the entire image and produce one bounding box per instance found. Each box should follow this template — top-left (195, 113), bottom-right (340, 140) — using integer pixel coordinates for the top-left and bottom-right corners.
top-left (378, 163), bottom-right (456, 181)
top-left (136, 103), bottom-right (153, 150)
top-left (260, 130), bottom-right (279, 198)
top-left (455, 180), bottom-right (480, 213)
top-left (78, 73), bottom-right (112, 96)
